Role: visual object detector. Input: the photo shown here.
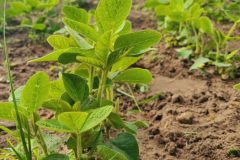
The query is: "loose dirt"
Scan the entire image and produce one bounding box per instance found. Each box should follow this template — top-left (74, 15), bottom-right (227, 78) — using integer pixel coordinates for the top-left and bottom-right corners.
top-left (1, 0), bottom-right (240, 159)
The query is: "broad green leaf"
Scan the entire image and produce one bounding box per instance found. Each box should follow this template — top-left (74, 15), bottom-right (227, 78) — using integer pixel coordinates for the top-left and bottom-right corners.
top-left (76, 56), bottom-right (104, 68)
top-left (36, 119), bottom-right (73, 132)
top-left (155, 5), bottom-right (170, 16)
top-left (199, 16), bottom-right (214, 35)
top-left (80, 105), bottom-right (113, 133)
top-left (111, 56), bottom-right (143, 72)
top-left (47, 35), bottom-right (72, 49)
top-left (108, 112), bottom-right (136, 134)
top-left (177, 48), bottom-right (192, 59)
top-left (95, 0), bottom-right (132, 32)
top-left (21, 72), bottom-right (50, 112)
top-left (43, 99), bottom-right (72, 113)
top-left (10, 2), bottom-right (31, 14)
top-left (95, 31), bottom-right (113, 63)
top-left (29, 50), bottom-right (66, 62)
top-left (190, 57), bottom-right (210, 70)
top-left (114, 30), bottom-right (161, 55)
top-left (29, 48), bottom-right (88, 63)
top-left (62, 6), bottom-right (89, 24)
top-left (118, 20), bottom-right (132, 35)
top-left (58, 112), bottom-right (89, 131)
top-left (107, 49), bottom-right (126, 67)
top-left (114, 68), bottom-right (152, 84)
top-left (43, 154), bottom-right (69, 160)
top-left (108, 133), bottom-right (139, 160)
top-left (63, 18), bottom-right (99, 42)
top-left (49, 80), bottom-right (65, 99)
top-left (97, 145), bottom-right (127, 160)
top-left (66, 27), bottom-right (92, 49)
top-left (169, 11), bottom-right (188, 22)
top-left (62, 73), bottom-right (89, 102)
top-left (58, 49), bottom-right (95, 64)
top-left (8, 86), bottom-right (24, 105)
top-left (32, 23), bottom-right (46, 31)
top-left (0, 102), bottom-right (14, 121)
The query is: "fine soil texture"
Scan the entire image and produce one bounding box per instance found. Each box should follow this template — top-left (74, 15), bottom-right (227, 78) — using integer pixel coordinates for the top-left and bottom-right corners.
top-left (1, 0), bottom-right (240, 160)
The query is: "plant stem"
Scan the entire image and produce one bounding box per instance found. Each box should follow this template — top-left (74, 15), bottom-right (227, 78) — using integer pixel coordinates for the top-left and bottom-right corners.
top-left (223, 21), bottom-right (239, 45)
top-left (126, 84), bottom-right (141, 112)
top-left (88, 66), bottom-right (94, 93)
top-left (3, 0), bottom-right (31, 159)
top-left (76, 133), bottom-right (82, 160)
top-left (97, 69), bottom-right (108, 107)
top-left (33, 113), bottom-right (48, 156)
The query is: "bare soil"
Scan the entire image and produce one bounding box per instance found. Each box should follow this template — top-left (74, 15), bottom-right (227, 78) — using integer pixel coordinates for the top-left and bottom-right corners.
top-left (1, 0), bottom-right (240, 159)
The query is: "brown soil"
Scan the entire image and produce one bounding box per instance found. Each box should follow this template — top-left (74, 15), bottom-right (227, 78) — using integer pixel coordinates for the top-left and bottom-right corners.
top-left (1, 0), bottom-right (240, 160)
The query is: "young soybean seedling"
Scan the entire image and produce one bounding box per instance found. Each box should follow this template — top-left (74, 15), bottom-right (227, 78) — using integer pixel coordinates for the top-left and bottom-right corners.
top-left (30, 0), bottom-right (161, 159)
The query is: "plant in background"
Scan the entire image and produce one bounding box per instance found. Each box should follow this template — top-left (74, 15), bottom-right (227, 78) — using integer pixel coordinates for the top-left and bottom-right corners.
top-left (146, 0), bottom-right (240, 79)
top-left (0, 0), bottom-right (161, 159)
top-left (6, 0), bottom-right (60, 39)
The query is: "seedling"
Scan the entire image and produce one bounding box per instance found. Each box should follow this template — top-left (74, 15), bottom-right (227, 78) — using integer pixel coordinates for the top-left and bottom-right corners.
top-left (0, 0), bottom-right (161, 159)
top-left (5, 0), bottom-right (60, 39)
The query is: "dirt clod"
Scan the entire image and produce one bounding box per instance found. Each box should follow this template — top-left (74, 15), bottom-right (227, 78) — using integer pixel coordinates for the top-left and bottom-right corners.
top-left (176, 112), bottom-right (195, 124)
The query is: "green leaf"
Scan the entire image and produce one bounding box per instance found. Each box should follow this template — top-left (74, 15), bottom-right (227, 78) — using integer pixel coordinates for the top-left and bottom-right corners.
top-left (226, 49), bottom-right (240, 60)
top-left (62, 73), bottom-right (89, 102)
top-left (30, 47), bottom-right (94, 63)
top-left (190, 57), bottom-right (210, 70)
top-left (111, 56), bottom-right (143, 72)
top-left (21, 72), bottom-right (50, 112)
top-left (199, 16), bottom-right (214, 35)
top-left (36, 119), bottom-right (73, 132)
top-left (62, 6), bottom-right (89, 24)
top-left (234, 83), bottom-right (240, 91)
top-left (43, 154), bottom-right (69, 160)
top-left (108, 133), bottom-right (139, 160)
top-left (43, 99), bottom-right (72, 113)
top-left (47, 35), bottom-right (72, 49)
top-left (80, 105), bottom-right (113, 133)
top-left (76, 56), bottom-right (104, 68)
top-left (108, 112), bottom-right (136, 134)
top-left (66, 27), bottom-right (92, 49)
top-left (155, 5), bottom-right (170, 16)
top-left (8, 86), bottom-right (24, 105)
top-left (119, 20), bottom-right (132, 35)
top-left (107, 49), bottom-right (126, 67)
top-left (177, 48), bottom-right (192, 59)
top-left (97, 145), bottom-right (127, 160)
top-left (169, 11), bottom-right (188, 22)
top-left (58, 112), bottom-right (89, 131)
top-left (114, 30), bottom-right (161, 55)
top-left (0, 102), bottom-right (14, 121)
top-left (10, 2), bottom-right (31, 14)
top-left (49, 80), bottom-right (65, 99)
top-left (114, 68), bottom-right (152, 84)
top-left (29, 49), bottom-right (66, 62)
top-left (95, 31), bottom-right (113, 63)
top-left (58, 49), bottom-right (95, 64)
top-left (95, 0), bottom-right (132, 32)
top-left (63, 18), bottom-right (99, 42)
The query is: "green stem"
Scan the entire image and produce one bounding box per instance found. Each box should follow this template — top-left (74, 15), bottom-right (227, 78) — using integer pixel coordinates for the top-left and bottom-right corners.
top-left (223, 21), bottom-right (239, 45)
top-left (88, 67), bottom-right (94, 93)
top-left (76, 133), bottom-right (82, 160)
top-left (192, 24), bottom-right (200, 55)
top-left (3, 1), bottom-right (31, 159)
top-left (33, 113), bottom-right (48, 156)
top-left (126, 84), bottom-right (141, 112)
top-left (97, 69), bottom-right (108, 107)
